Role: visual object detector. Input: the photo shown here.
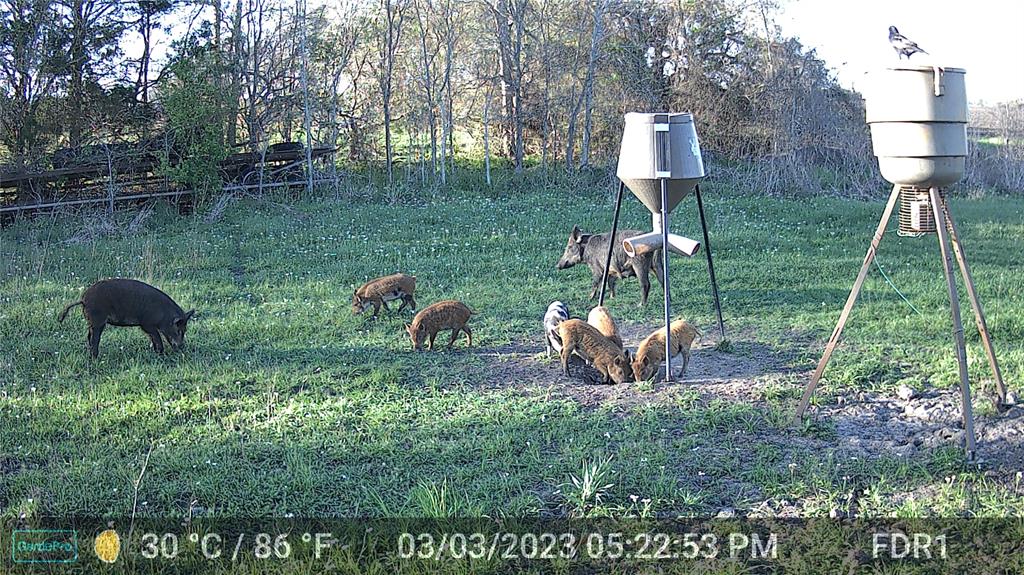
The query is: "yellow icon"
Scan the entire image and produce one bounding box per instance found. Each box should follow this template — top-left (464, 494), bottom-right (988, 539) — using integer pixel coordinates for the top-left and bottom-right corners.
top-left (94, 529), bottom-right (120, 564)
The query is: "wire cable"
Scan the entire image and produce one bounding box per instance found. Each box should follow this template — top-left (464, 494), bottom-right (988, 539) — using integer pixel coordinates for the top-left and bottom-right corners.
top-left (874, 257), bottom-right (923, 316)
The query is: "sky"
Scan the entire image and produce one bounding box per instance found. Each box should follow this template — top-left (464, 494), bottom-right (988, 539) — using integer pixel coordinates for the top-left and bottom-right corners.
top-left (774, 0), bottom-right (1024, 105)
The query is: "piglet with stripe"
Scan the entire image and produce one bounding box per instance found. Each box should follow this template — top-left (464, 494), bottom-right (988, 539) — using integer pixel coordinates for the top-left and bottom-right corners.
top-left (543, 301), bottom-right (570, 357)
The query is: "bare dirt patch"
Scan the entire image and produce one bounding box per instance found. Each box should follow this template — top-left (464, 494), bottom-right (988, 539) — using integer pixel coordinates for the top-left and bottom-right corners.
top-left (473, 322), bottom-right (1024, 477)
top-left (479, 324), bottom-right (795, 409)
top-left (811, 386), bottom-right (1024, 475)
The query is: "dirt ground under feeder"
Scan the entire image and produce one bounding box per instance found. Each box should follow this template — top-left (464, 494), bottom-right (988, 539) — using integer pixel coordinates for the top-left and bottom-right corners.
top-left (475, 321), bottom-right (1024, 512)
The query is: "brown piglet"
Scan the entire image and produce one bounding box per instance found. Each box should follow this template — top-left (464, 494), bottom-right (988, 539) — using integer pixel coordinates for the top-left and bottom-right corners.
top-left (586, 305), bottom-right (623, 350)
top-left (632, 319), bottom-right (701, 381)
top-left (557, 319), bottom-right (631, 385)
top-left (59, 278), bottom-right (195, 358)
top-left (405, 300), bottom-right (473, 351)
top-left (353, 273), bottom-right (417, 318)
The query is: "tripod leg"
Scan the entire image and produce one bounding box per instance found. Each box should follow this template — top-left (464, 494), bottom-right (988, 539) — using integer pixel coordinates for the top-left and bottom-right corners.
top-left (598, 181), bottom-right (626, 306)
top-left (661, 178), bottom-right (673, 383)
top-left (695, 184), bottom-right (725, 339)
top-left (938, 194), bottom-right (1008, 408)
top-left (931, 188), bottom-right (977, 461)
top-left (793, 184), bottom-right (901, 422)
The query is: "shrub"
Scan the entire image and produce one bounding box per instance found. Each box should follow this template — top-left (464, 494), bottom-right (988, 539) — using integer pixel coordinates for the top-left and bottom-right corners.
top-left (157, 51), bottom-right (229, 198)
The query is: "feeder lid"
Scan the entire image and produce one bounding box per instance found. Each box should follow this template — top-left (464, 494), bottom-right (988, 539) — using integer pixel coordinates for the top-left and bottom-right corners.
top-left (624, 112), bottom-right (695, 124)
top-left (863, 65), bottom-right (968, 125)
top-left (882, 65), bottom-right (966, 73)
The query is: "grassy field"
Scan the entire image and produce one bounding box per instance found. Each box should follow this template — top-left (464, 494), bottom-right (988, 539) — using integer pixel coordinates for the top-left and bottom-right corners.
top-left (2, 180), bottom-right (1023, 534)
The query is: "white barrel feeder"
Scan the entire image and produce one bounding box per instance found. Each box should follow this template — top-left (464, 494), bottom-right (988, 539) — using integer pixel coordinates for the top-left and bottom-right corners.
top-left (865, 66), bottom-right (967, 235)
top-left (797, 65), bottom-right (1011, 463)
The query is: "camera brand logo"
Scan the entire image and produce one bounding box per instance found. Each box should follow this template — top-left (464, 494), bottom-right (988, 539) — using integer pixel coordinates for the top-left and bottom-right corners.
top-left (11, 529), bottom-right (79, 563)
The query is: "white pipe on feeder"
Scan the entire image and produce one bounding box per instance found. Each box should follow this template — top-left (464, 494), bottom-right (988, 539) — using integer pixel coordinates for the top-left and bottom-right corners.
top-left (623, 231), bottom-right (700, 258)
top-left (622, 214), bottom-right (700, 258)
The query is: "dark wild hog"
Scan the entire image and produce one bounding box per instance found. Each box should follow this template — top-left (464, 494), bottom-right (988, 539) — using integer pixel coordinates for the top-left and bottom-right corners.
top-left (556, 319), bottom-right (630, 385)
top-left (543, 300), bottom-right (570, 357)
top-left (555, 225), bottom-right (664, 306)
top-left (353, 273), bottom-right (417, 318)
top-left (632, 319), bottom-right (701, 381)
top-left (58, 278), bottom-right (195, 358)
top-left (405, 300), bottom-right (473, 351)
top-left (586, 305), bottom-right (623, 350)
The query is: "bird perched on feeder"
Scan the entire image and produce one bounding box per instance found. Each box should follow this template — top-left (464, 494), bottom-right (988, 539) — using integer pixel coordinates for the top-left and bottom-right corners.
top-left (888, 26), bottom-right (928, 59)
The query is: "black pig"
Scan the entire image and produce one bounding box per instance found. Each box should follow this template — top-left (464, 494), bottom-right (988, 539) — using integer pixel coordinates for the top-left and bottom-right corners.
top-left (556, 225), bottom-right (664, 306)
top-left (59, 278), bottom-right (195, 358)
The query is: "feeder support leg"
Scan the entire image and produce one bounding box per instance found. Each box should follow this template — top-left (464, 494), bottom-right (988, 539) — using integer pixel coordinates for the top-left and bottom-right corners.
top-left (660, 177), bottom-right (673, 382)
top-left (695, 184), bottom-right (725, 339)
top-left (938, 194), bottom-right (1008, 408)
top-left (793, 184), bottom-right (901, 422)
top-left (932, 188), bottom-right (977, 461)
top-left (599, 181), bottom-right (626, 307)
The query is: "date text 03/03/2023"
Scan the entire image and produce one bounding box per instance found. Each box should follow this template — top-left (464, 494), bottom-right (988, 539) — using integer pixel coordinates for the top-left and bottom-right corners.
top-left (396, 531), bottom-right (778, 561)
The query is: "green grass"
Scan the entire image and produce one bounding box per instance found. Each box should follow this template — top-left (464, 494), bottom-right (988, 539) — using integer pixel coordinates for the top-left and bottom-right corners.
top-left (977, 136), bottom-right (1024, 147)
top-left (2, 181), bottom-right (1023, 530)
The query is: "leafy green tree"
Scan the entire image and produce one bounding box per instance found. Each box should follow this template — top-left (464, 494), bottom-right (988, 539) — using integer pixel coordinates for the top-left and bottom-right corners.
top-left (158, 48), bottom-right (230, 196)
top-left (0, 0), bottom-right (67, 164)
top-left (56, 0), bottom-right (126, 146)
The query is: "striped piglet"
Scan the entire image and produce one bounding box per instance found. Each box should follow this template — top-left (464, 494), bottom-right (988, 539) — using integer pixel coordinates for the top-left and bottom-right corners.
top-left (543, 301), bottom-right (570, 357)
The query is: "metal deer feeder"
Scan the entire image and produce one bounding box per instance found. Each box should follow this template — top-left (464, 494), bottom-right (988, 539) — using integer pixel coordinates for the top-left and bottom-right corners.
top-left (599, 112), bottom-right (725, 382)
top-left (794, 66), bottom-right (1008, 461)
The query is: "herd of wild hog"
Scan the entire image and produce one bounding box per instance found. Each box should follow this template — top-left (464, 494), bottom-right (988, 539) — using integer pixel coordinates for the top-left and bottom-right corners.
top-left (545, 303), bottom-right (700, 385)
top-left (57, 225), bottom-right (699, 384)
top-left (58, 271), bottom-right (471, 356)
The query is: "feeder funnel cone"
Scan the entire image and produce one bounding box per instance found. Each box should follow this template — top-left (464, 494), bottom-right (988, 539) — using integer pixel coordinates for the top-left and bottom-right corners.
top-left (616, 113), bottom-right (705, 214)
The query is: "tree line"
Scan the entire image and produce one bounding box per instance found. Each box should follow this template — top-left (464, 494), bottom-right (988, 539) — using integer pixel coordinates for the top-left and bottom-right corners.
top-left (5, 0), bottom-right (1016, 200)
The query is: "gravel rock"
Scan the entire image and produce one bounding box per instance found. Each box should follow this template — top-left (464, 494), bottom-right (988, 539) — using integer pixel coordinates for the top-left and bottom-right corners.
top-left (715, 507), bottom-right (736, 518)
top-left (904, 404), bottom-right (930, 420)
top-left (896, 384), bottom-right (917, 401)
